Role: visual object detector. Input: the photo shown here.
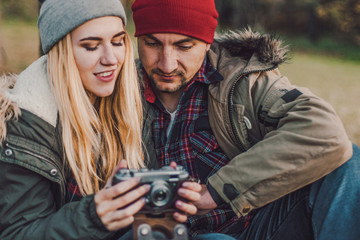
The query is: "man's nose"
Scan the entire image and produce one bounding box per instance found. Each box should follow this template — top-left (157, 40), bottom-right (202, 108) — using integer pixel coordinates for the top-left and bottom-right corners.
top-left (101, 45), bottom-right (118, 66)
top-left (158, 47), bottom-right (178, 74)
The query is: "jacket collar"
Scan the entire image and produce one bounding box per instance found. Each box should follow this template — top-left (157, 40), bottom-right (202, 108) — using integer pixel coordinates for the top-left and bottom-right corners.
top-left (4, 55), bottom-right (58, 127)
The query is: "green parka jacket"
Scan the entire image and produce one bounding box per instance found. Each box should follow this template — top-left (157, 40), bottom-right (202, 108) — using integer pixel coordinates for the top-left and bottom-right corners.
top-left (142, 29), bottom-right (353, 217)
top-left (0, 56), bottom-right (117, 239)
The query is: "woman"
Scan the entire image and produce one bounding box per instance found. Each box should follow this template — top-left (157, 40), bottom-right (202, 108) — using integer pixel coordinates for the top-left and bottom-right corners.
top-left (0, 0), bottom-right (202, 239)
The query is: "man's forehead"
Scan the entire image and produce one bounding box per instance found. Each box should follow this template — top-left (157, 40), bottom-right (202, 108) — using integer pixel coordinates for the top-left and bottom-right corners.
top-left (141, 33), bottom-right (198, 43)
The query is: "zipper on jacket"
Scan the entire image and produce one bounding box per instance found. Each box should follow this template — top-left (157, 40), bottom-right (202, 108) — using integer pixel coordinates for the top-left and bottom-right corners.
top-left (228, 65), bottom-right (278, 151)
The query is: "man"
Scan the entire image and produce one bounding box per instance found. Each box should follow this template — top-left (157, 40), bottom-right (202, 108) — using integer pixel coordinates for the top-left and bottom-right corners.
top-left (132, 0), bottom-right (360, 239)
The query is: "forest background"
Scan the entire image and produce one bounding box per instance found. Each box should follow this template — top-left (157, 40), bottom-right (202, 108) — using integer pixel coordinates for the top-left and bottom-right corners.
top-left (0, 0), bottom-right (359, 144)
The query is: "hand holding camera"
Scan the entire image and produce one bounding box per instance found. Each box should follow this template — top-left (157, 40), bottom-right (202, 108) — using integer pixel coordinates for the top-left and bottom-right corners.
top-left (112, 165), bottom-right (190, 215)
top-left (94, 159), bottom-right (149, 232)
top-left (112, 164), bottom-right (202, 239)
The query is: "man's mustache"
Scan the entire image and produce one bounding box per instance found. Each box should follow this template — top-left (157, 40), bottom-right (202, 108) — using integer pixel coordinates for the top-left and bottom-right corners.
top-left (151, 68), bottom-right (185, 77)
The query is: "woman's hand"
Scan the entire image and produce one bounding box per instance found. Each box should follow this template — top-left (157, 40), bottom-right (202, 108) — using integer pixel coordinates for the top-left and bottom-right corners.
top-left (94, 160), bottom-right (150, 231)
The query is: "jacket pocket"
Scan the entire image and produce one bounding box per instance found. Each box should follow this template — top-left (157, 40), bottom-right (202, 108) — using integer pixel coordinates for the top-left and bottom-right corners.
top-left (1, 135), bottom-right (65, 201)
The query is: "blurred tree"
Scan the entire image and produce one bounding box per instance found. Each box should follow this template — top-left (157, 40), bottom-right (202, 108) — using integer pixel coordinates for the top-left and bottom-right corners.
top-left (277, 0), bottom-right (322, 41)
top-left (215, 0), bottom-right (255, 28)
top-left (316, 0), bottom-right (360, 45)
top-left (215, 1), bottom-right (274, 35)
top-left (122, 0), bottom-right (134, 9)
top-left (1, 0), bottom-right (358, 46)
top-left (0, 8), bottom-right (7, 72)
top-left (215, 0), bottom-right (359, 46)
top-left (1, 0), bottom-right (38, 21)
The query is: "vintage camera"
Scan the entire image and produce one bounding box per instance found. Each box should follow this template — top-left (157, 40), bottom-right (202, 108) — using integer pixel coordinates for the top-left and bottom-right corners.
top-left (112, 166), bottom-right (189, 214)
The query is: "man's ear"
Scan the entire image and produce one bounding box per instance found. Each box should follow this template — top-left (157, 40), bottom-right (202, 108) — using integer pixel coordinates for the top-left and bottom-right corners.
top-left (206, 43), bottom-right (211, 51)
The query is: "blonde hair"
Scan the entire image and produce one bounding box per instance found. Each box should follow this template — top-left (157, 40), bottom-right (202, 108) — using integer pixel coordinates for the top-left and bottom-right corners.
top-left (48, 32), bottom-right (144, 195)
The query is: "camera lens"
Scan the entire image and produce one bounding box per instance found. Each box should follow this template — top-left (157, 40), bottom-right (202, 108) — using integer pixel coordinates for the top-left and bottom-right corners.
top-left (150, 181), bottom-right (171, 207)
top-left (155, 190), bottom-right (167, 201)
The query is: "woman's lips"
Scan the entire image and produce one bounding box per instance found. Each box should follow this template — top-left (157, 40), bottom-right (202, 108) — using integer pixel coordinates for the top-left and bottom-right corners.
top-left (94, 70), bottom-right (115, 82)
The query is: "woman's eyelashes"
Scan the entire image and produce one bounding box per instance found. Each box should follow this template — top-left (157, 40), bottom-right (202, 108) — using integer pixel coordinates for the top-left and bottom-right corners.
top-left (80, 41), bottom-right (99, 51)
top-left (112, 39), bottom-right (124, 46)
top-left (81, 39), bottom-right (124, 51)
top-left (112, 35), bottom-right (125, 46)
top-left (83, 44), bottom-right (98, 51)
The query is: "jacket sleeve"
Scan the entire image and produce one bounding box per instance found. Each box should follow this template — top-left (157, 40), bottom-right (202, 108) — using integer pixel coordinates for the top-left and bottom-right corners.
top-left (0, 161), bottom-right (115, 240)
top-left (208, 69), bottom-right (353, 217)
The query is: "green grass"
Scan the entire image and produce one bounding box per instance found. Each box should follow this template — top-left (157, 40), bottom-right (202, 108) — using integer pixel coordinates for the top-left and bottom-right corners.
top-left (280, 53), bottom-right (360, 145)
top-left (1, 20), bottom-right (359, 145)
top-left (283, 36), bottom-right (360, 63)
top-left (0, 19), bottom-right (39, 73)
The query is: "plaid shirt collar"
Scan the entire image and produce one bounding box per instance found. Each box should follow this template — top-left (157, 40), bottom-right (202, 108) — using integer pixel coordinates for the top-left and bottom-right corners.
top-left (144, 57), bottom-right (223, 104)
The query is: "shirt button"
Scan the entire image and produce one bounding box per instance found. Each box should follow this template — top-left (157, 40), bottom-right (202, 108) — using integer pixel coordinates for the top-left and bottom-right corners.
top-left (4, 149), bottom-right (13, 157)
top-left (242, 206), bottom-right (251, 214)
top-left (50, 169), bottom-right (58, 176)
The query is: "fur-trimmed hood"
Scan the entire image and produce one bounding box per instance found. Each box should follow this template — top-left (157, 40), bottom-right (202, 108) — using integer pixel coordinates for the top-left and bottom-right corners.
top-left (214, 28), bottom-right (289, 66)
top-left (0, 74), bottom-right (20, 142)
top-left (0, 56), bottom-right (58, 142)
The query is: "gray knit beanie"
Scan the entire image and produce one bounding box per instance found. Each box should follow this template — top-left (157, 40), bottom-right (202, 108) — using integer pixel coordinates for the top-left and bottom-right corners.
top-left (38, 0), bottom-right (127, 54)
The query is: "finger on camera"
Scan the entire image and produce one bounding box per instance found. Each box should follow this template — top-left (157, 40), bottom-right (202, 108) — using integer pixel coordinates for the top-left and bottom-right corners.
top-left (173, 211), bottom-right (188, 223)
top-left (170, 161), bottom-right (177, 169)
top-left (104, 198), bottom-right (144, 232)
top-left (109, 177), bottom-right (143, 198)
top-left (181, 181), bottom-right (202, 192)
top-left (102, 197), bottom-right (145, 229)
top-left (175, 200), bottom-right (197, 215)
top-left (113, 184), bottom-right (150, 208)
top-left (95, 188), bottom-right (144, 219)
top-left (115, 197), bottom-right (146, 220)
top-left (117, 159), bottom-right (128, 169)
top-left (111, 160), bottom-right (128, 177)
top-left (105, 160), bottom-right (128, 187)
top-left (105, 216), bottom-right (134, 231)
top-left (177, 187), bottom-right (201, 202)
top-left (96, 177), bottom-right (141, 203)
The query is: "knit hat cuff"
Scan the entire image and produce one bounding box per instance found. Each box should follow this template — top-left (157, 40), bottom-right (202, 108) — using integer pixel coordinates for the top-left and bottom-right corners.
top-left (132, 1), bottom-right (218, 44)
top-left (38, 0), bottom-right (127, 54)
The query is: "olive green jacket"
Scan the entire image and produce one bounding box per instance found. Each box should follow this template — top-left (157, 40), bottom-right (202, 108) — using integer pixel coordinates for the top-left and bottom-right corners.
top-left (142, 29), bottom-right (353, 217)
top-left (0, 56), bottom-right (116, 239)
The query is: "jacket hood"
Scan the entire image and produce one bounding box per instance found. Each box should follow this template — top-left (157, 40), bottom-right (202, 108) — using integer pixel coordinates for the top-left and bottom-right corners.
top-left (0, 56), bottom-right (58, 143)
top-left (0, 74), bottom-right (20, 143)
top-left (214, 28), bottom-right (289, 66)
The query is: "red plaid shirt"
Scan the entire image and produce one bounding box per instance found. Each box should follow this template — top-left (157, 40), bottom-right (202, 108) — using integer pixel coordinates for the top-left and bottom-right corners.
top-left (144, 58), bottom-right (253, 236)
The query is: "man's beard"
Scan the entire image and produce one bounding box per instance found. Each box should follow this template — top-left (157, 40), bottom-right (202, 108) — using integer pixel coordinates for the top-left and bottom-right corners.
top-left (149, 68), bottom-right (188, 94)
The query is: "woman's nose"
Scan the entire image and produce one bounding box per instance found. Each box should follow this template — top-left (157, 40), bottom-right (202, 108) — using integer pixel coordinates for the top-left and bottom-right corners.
top-left (100, 46), bottom-right (118, 66)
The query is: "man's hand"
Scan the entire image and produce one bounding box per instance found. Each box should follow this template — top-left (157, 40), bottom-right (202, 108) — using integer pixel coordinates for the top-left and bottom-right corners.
top-left (193, 184), bottom-right (217, 215)
top-left (168, 162), bottom-right (200, 222)
top-left (173, 181), bottom-right (202, 222)
top-left (169, 162), bottom-right (217, 221)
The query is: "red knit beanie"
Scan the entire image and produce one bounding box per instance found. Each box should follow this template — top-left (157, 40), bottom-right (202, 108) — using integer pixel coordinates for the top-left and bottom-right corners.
top-left (132, 0), bottom-right (218, 44)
